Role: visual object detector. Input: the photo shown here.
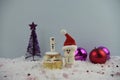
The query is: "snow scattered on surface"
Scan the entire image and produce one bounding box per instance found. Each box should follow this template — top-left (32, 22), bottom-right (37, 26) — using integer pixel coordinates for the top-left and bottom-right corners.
top-left (0, 56), bottom-right (120, 80)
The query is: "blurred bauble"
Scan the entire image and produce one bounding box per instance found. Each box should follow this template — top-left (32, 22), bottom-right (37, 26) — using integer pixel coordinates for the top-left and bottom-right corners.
top-left (89, 47), bottom-right (107, 64)
top-left (98, 46), bottom-right (110, 60)
top-left (75, 47), bottom-right (87, 61)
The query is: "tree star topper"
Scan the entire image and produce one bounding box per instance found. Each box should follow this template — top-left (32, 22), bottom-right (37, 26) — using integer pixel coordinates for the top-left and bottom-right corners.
top-left (29, 22), bottom-right (37, 30)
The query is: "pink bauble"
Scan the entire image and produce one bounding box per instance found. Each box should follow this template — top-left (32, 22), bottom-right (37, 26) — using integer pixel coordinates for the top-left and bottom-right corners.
top-left (75, 47), bottom-right (87, 61)
top-left (98, 46), bottom-right (110, 60)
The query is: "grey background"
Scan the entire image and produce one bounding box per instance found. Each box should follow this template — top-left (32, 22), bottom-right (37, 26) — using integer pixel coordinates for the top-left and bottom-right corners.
top-left (0, 0), bottom-right (120, 58)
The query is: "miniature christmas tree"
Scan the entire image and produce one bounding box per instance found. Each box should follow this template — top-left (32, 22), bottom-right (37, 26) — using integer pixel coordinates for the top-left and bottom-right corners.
top-left (25, 22), bottom-right (41, 61)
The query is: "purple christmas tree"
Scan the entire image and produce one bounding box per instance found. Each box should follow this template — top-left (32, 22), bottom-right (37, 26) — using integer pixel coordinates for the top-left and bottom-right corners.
top-left (25, 22), bottom-right (41, 61)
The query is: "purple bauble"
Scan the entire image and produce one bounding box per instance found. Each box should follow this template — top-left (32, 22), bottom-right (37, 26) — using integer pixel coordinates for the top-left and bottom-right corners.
top-left (75, 47), bottom-right (87, 61)
top-left (98, 46), bottom-right (110, 60)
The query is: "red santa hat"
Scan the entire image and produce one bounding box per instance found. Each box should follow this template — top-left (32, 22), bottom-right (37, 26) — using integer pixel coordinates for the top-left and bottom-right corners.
top-left (61, 29), bottom-right (77, 50)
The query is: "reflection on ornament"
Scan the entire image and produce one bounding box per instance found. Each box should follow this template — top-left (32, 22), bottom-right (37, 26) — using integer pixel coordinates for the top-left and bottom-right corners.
top-left (98, 46), bottom-right (110, 60)
top-left (75, 47), bottom-right (87, 61)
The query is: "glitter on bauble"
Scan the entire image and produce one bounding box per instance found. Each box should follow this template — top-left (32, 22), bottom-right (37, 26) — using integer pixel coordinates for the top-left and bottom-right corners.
top-left (98, 46), bottom-right (110, 60)
top-left (89, 47), bottom-right (107, 64)
top-left (75, 47), bottom-right (87, 61)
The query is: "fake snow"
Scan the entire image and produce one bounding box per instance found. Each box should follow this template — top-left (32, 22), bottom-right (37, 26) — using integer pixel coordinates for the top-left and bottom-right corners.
top-left (0, 56), bottom-right (120, 80)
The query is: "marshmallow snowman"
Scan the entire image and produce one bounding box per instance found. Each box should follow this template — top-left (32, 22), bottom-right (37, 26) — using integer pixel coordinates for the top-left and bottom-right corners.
top-left (61, 29), bottom-right (77, 66)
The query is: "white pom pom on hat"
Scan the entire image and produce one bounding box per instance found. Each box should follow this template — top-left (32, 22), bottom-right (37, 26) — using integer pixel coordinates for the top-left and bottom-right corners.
top-left (61, 29), bottom-right (67, 34)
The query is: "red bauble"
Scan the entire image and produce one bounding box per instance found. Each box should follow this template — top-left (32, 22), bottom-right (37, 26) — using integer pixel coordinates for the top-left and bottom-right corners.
top-left (89, 48), bottom-right (107, 64)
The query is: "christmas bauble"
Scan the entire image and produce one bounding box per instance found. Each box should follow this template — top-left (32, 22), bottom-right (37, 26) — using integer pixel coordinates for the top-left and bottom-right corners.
top-left (98, 46), bottom-right (110, 60)
top-left (75, 47), bottom-right (87, 61)
top-left (89, 48), bottom-right (107, 64)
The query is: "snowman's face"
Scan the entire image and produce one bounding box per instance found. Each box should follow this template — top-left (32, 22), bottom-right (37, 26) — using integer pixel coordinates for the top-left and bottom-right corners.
top-left (64, 47), bottom-right (76, 56)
